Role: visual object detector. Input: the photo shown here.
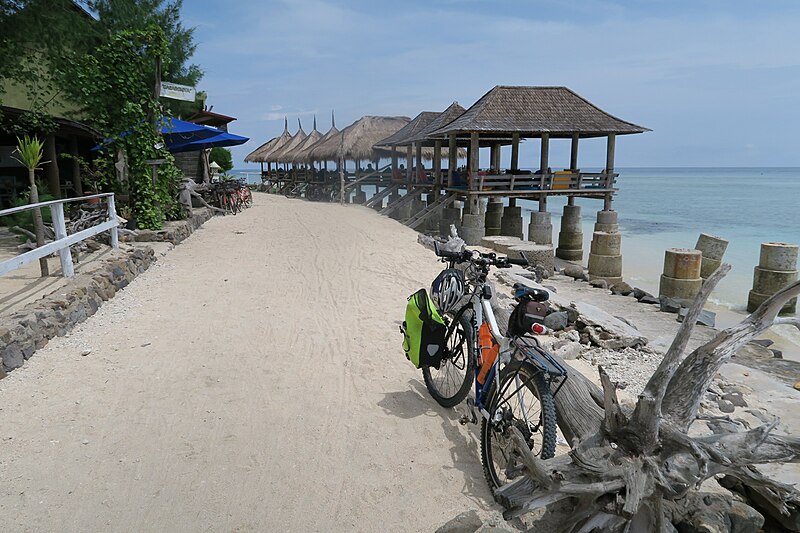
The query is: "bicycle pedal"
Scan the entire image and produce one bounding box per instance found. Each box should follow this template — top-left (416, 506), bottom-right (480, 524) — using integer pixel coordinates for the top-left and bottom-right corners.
top-left (458, 414), bottom-right (470, 425)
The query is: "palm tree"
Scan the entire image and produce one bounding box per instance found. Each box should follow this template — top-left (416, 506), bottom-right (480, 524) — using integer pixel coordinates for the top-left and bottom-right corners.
top-left (13, 135), bottom-right (49, 277)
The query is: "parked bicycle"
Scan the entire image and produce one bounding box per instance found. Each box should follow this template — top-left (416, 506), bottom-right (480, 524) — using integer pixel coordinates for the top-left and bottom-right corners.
top-left (403, 243), bottom-right (567, 496)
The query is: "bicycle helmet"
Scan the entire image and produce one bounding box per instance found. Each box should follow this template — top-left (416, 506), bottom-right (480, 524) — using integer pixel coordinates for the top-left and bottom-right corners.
top-left (431, 268), bottom-right (465, 313)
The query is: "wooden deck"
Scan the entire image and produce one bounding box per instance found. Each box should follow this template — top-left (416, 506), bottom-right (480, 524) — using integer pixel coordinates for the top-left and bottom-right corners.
top-left (259, 169), bottom-right (618, 201)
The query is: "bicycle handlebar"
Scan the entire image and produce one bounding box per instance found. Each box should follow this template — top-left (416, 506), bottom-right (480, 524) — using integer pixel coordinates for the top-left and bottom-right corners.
top-left (434, 242), bottom-right (529, 268)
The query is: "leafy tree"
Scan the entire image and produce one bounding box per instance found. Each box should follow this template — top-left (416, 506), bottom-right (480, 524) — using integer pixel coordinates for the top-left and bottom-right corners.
top-left (209, 147), bottom-right (233, 173)
top-left (88, 0), bottom-right (203, 116)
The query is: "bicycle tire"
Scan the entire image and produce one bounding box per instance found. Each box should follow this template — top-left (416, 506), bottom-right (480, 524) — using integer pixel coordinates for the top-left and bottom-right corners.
top-left (421, 312), bottom-right (475, 408)
top-left (480, 360), bottom-right (557, 495)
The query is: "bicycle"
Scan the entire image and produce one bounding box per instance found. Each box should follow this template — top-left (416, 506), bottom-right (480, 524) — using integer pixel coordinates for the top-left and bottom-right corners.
top-left (425, 243), bottom-right (567, 494)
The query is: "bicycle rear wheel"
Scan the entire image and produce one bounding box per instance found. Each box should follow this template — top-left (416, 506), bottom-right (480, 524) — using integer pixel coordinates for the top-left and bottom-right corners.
top-left (422, 312), bottom-right (474, 408)
top-left (480, 360), bottom-right (557, 494)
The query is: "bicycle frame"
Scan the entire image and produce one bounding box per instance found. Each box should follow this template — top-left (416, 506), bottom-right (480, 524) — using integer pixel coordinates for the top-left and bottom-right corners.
top-left (448, 277), bottom-right (530, 425)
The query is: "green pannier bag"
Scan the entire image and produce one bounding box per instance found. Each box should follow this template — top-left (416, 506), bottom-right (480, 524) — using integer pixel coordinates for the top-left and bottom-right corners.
top-left (401, 288), bottom-right (447, 369)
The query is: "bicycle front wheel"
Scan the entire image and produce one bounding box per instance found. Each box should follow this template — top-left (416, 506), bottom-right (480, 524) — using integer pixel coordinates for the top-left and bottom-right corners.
top-left (422, 312), bottom-right (474, 408)
top-left (480, 360), bottom-right (557, 493)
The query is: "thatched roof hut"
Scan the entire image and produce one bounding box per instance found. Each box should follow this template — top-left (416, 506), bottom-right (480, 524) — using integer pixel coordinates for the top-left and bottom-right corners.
top-left (408, 102), bottom-right (466, 144)
top-left (429, 86), bottom-right (650, 138)
top-left (375, 112), bottom-right (439, 147)
top-left (307, 115), bottom-right (410, 162)
top-left (244, 138), bottom-right (278, 163)
top-left (296, 119), bottom-right (340, 163)
top-left (269, 120), bottom-right (307, 163)
top-left (375, 108), bottom-right (467, 160)
top-left (285, 121), bottom-right (323, 163)
top-left (244, 119), bottom-right (294, 163)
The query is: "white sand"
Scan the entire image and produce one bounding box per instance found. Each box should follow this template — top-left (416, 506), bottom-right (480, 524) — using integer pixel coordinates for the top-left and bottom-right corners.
top-left (0, 194), bottom-right (495, 532)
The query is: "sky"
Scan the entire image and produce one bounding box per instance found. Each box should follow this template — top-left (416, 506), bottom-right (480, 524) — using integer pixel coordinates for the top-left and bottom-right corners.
top-left (178, 0), bottom-right (800, 169)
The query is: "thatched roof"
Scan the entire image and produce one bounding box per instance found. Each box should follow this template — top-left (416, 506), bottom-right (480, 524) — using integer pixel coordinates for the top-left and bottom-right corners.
top-left (430, 86), bottom-right (650, 139)
top-left (269, 120), bottom-right (307, 162)
top-left (375, 112), bottom-right (439, 147)
top-left (244, 118), bottom-right (295, 163)
top-left (408, 102), bottom-right (466, 144)
top-left (244, 137), bottom-right (278, 162)
top-left (297, 124), bottom-right (340, 163)
top-left (307, 115), bottom-right (410, 162)
top-left (286, 128), bottom-right (323, 163)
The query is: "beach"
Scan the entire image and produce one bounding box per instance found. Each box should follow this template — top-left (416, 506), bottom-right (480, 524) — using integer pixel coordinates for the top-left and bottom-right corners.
top-left (1, 192), bottom-right (797, 531)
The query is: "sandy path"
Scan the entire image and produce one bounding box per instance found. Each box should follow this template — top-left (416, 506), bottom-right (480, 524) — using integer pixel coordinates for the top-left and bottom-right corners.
top-left (0, 193), bottom-right (495, 532)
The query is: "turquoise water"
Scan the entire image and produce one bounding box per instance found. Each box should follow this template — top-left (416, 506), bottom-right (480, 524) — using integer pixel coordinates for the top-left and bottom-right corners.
top-left (514, 167), bottom-right (799, 313)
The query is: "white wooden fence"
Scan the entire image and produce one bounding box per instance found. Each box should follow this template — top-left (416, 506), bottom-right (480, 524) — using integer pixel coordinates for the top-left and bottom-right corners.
top-left (0, 193), bottom-right (119, 278)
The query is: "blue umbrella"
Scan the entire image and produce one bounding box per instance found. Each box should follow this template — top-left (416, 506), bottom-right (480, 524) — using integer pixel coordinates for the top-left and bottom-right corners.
top-left (168, 131), bottom-right (250, 153)
top-left (159, 117), bottom-right (222, 146)
top-left (92, 117), bottom-right (224, 151)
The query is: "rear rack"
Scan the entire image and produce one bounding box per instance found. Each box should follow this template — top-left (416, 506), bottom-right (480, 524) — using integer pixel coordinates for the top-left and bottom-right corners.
top-left (512, 336), bottom-right (569, 397)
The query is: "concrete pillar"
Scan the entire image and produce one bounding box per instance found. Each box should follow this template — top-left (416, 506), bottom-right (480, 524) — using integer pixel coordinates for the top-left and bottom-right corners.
top-left (500, 204), bottom-right (524, 239)
top-left (440, 204), bottom-right (462, 238)
top-left (659, 248), bottom-right (703, 301)
top-left (354, 185), bottom-right (367, 204)
top-left (484, 198), bottom-right (503, 236)
top-left (588, 231), bottom-right (623, 285)
top-left (695, 233), bottom-right (729, 279)
top-left (748, 242), bottom-right (798, 314)
top-left (528, 212), bottom-right (552, 245)
top-left (594, 210), bottom-right (619, 234)
top-left (556, 204), bottom-right (583, 261)
top-left (509, 243), bottom-right (555, 278)
top-left (410, 197), bottom-right (427, 217)
top-left (461, 212), bottom-right (485, 245)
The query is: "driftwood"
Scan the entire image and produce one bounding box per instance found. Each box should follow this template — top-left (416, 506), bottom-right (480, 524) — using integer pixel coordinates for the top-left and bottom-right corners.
top-left (491, 265), bottom-right (800, 532)
top-left (179, 179), bottom-right (226, 215)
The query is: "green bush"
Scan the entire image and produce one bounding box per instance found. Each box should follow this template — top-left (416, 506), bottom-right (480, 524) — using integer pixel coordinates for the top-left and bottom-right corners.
top-left (209, 147), bottom-right (233, 172)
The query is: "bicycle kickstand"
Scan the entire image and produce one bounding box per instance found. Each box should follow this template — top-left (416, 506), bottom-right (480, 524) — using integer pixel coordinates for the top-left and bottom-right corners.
top-left (459, 398), bottom-right (479, 425)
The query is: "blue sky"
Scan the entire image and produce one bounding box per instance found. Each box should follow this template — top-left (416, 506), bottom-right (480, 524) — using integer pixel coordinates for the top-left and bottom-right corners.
top-left (179, 0), bottom-right (800, 168)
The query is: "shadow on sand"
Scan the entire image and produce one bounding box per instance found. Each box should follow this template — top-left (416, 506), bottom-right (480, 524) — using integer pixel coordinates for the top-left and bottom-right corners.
top-left (378, 378), bottom-right (496, 509)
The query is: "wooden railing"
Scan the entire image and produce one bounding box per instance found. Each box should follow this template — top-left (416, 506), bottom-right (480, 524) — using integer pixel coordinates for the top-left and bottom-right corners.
top-left (459, 171), bottom-right (617, 192)
top-left (0, 193), bottom-right (119, 278)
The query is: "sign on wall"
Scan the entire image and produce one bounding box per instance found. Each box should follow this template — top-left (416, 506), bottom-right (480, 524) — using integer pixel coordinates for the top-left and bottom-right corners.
top-left (159, 81), bottom-right (196, 102)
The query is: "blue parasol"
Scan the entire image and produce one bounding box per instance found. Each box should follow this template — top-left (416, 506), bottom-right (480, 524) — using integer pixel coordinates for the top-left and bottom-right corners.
top-left (167, 131), bottom-right (250, 153)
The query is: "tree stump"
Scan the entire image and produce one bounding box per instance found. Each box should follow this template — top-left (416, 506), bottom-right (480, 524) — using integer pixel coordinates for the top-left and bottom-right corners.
top-left (492, 264), bottom-right (800, 532)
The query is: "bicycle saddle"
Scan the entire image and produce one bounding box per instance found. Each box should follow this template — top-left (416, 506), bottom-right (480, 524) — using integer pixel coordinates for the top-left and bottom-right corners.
top-left (513, 283), bottom-right (549, 302)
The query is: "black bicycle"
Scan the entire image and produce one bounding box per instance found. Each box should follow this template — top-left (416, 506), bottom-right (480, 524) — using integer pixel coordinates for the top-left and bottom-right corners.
top-left (424, 244), bottom-right (567, 494)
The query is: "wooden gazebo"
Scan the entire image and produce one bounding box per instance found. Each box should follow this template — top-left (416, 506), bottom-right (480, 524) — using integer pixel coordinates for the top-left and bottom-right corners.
top-left (428, 86), bottom-right (649, 214)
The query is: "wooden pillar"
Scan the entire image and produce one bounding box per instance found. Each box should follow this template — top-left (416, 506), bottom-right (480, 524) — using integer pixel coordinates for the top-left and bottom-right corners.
top-left (433, 140), bottom-right (442, 191)
top-left (44, 134), bottom-right (61, 198)
top-left (391, 146), bottom-right (398, 174)
top-left (540, 133), bottom-right (550, 172)
top-left (511, 133), bottom-right (520, 172)
top-left (405, 145), bottom-right (413, 188)
top-left (606, 134), bottom-right (616, 173)
top-left (604, 133), bottom-right (616, 210)
top-left (570, 133), bottom-right (579, 170)
top-left (448, 134), bottom-right (457, 187)
top-left (69, 137), bottom-right (82, 195)
top-left (468, 132), bottom-right (480, 214)
top-left (415, 143), bottom-right (422, 184)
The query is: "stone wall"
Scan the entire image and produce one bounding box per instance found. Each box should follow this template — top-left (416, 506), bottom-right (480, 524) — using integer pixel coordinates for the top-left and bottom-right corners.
top-left (126, 208), bottom-right (214, 245)
top-left (0, 247), bottom-right (156, 376)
